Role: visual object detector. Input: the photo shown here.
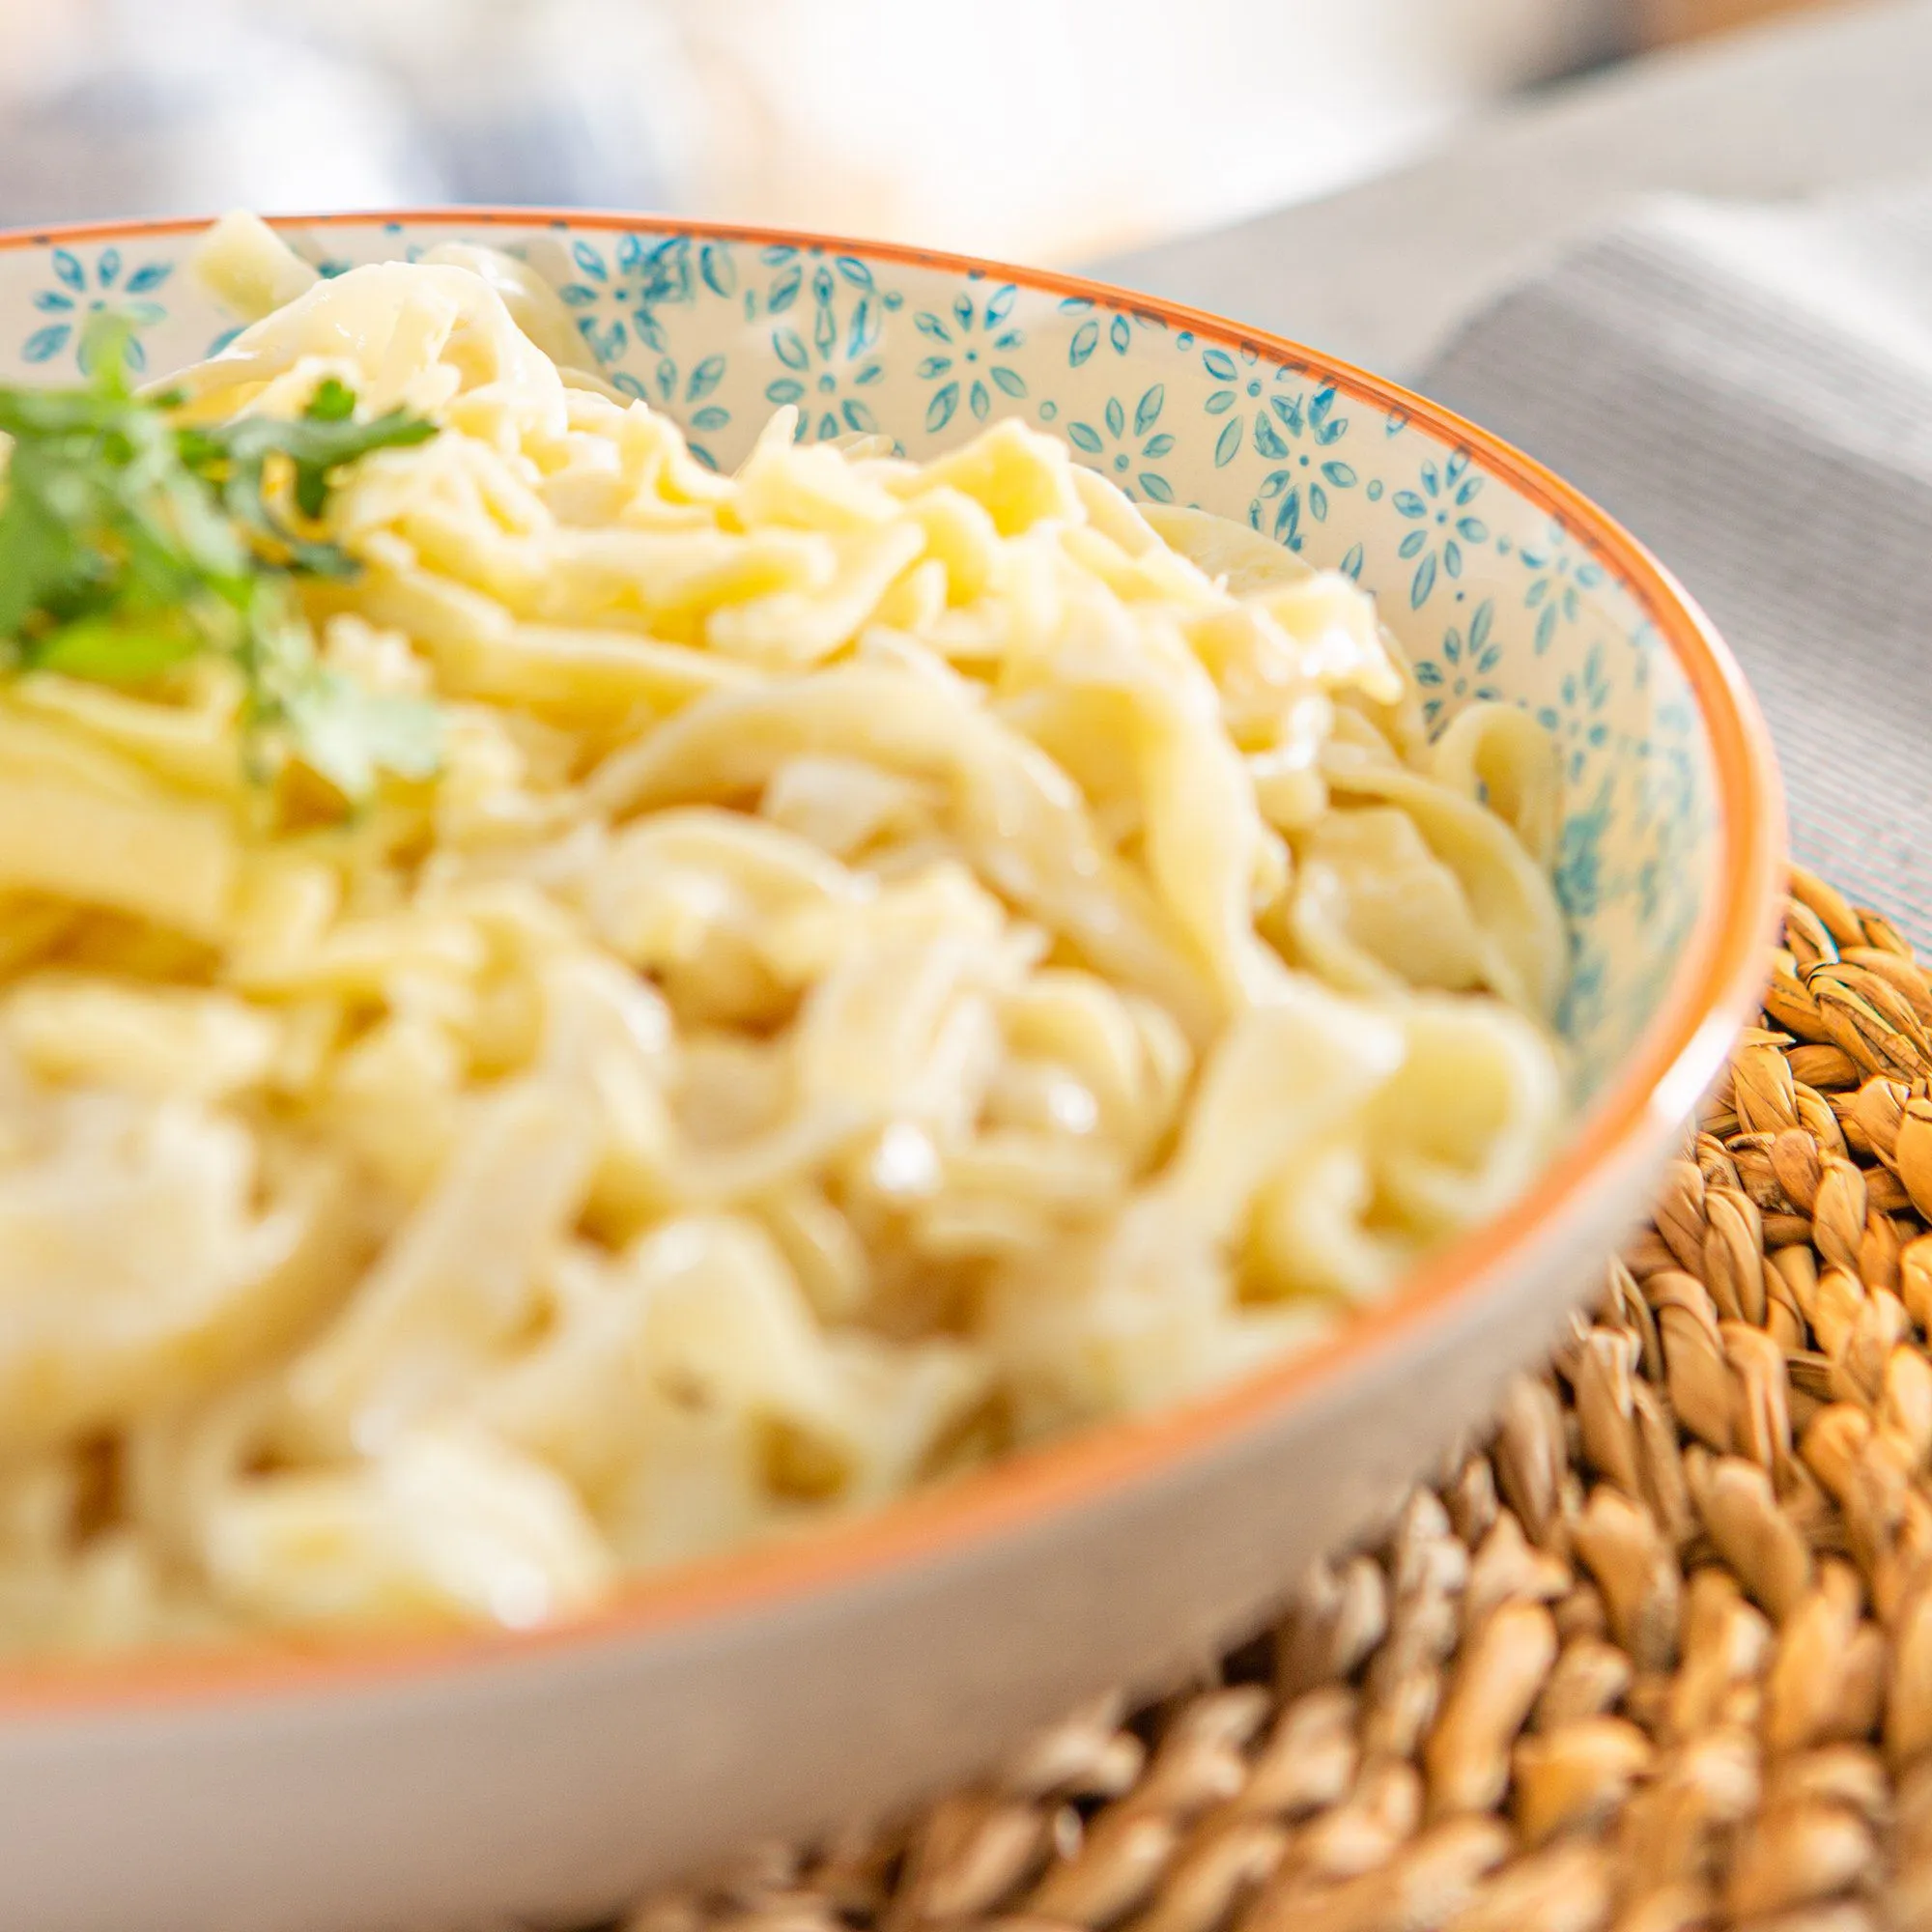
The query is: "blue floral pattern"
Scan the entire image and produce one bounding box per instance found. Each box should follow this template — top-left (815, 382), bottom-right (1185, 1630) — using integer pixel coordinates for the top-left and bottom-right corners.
top-left (1515, 518), bottom-right (1607, 654)
top-left (1187, 351), bottom-right (1365, 548)
top-left (1067, 384), bottom-right (1176, 501)
top-left (0, 214), bottom-right (1725, 1096)
top-left (1058, 296), bottom-right (1161, 367)
top-left (23, 246), bottom-right (171, 373)
top-left (1536, 638), bottom-right (1614, 785)
top-left (753, 249), bottom-right (900, 446)
top-left (914, 284), bottom-right (1025, 435)
top-left (1413, 599), bottom-right (1504, 730)
top-left (558, 231), bottom-right (734, 366)
top-left (1391, 448), bottom-right (1488, 611)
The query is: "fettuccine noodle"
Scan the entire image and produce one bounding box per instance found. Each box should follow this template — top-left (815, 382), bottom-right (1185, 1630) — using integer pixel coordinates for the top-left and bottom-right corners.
top-left (0, 217), bottom-right (1566, 1652)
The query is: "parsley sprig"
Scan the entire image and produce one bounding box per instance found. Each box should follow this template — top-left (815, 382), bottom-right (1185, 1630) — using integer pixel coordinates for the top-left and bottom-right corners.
top-left (0, 317), bottom-right (442, 801)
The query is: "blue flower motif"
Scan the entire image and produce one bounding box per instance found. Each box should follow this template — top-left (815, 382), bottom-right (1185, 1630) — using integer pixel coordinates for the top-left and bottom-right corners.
top-left (557, 232), bottom-right (736, 366)
top-left (548, 232), bottom-right (745, 465)
top-left (914, 285), bottom-right (1025, 433)
top-left (1411, 599), bottom-right (1503, 728)
top-left (1634, 855), bottom-right (1662, 924)
top-left (1391, 448), bottom-right (1487, 610)
top-left (1557, 930), bottom-right (1610, 1041)
top-left (1553, 776), bottom-right (1613, 922)
top-left (1244, 457), bottom-right (1359, 555)
top-left (1065, 384), bottom-right (1176, 502)
top-left (751, 244), bottom-right (883, 326)
top-left (23, 246), bottom-right (171, 372)
top-left (1534, 637), bottom-right (1613, 783)
top-left (1519, 520), bottom-right (1605, 654)
top-left (1059, 297), bottom-right (1162, 368)
top-left (1625, 619), bottom-right (1656, 695)
top-left (1631, 738), bottom-right (1699, 843)
top-left (756, 251), bottom-right (898, 444)
top-left (1201, 352), bottom-right (1351, 482)
top-left (611, 353), bottom-right (733, 470)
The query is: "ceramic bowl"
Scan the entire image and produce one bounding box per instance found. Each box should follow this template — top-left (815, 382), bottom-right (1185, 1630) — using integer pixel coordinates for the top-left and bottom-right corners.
top-left (0, 212), bottom-right (1782, 1932)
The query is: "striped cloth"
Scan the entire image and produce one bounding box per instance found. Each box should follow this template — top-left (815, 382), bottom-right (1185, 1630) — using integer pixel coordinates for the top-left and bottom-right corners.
top-left (1418, 177), bottom-right (1932, 943)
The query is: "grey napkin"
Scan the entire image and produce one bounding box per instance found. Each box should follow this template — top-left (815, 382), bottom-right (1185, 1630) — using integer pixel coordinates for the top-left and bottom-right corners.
top-left (1418, 176), bottom-right (1932, 945)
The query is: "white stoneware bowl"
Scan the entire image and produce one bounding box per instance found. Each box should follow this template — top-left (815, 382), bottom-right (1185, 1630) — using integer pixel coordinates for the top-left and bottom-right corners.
top-left (0, 211), bottom-right (1783, 1932)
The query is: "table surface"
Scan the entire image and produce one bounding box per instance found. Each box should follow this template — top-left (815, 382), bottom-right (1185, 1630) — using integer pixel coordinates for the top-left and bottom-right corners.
top-left (1091, 0), bottom-right (1932, 380)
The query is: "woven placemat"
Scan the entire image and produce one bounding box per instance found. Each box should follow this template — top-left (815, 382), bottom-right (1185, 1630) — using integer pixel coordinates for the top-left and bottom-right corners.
top-left (621, 867), bottom-right (1932, 1932)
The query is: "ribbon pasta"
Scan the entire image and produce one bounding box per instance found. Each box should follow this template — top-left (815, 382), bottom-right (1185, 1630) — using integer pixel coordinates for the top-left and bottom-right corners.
top-left (0, 220), bottom-right (1566, 1652)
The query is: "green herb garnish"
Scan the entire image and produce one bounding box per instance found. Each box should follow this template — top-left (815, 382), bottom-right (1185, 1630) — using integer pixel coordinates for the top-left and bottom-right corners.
top-left (0, 316), bottom-right (442, 801)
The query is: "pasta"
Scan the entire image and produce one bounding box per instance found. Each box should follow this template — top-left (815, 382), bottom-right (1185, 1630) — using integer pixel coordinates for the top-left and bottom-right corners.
top-left (0, 215), bottom-right (1567, 1653)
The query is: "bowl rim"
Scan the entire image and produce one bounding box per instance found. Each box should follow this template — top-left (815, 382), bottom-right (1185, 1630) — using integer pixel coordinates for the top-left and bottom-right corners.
top-left (0, 207), bottom-right (1784, 1720)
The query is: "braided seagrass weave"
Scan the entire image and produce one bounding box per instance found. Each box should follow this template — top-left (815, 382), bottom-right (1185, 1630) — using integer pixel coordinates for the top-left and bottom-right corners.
top-left (622, 868), bottom-right (1932, 1932)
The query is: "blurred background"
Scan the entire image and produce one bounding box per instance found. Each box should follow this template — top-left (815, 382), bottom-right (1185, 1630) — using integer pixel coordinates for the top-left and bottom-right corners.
top-left (0, 0), bottom-right (1845, 265)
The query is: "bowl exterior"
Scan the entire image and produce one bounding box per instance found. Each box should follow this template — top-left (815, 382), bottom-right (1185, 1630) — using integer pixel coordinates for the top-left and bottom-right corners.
top-left (0, 213), bottom-right (1778, 1932)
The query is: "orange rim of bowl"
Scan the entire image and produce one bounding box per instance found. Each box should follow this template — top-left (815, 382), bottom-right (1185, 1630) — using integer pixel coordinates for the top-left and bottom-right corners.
top-left (0, 210), bottom-right (1785, 1719)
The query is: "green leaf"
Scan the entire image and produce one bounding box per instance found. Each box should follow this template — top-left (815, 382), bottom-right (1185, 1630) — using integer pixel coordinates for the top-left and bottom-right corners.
top-left (0, 348), bottom-right (442, 804)
top-left (0, 387), bottom-right (133, 438)
top-left (304, 377), bottom-right (356, 422)
top-left (294, 463), bottom-right (329, 521)
top-left (180, 396), bottom-right (435, 576)
top-left (190, 404), bottom-right (437, 481)
top-left (76, 312), bottom-right (137, 398)
top-left (0, 476), bottom-right (89, 635)
top-left (30, 612), bottom-right (206, 680)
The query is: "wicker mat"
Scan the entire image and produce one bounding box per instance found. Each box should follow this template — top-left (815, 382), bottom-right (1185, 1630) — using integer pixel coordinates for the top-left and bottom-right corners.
top-left (620, 868), bottom-right (1932, 1932)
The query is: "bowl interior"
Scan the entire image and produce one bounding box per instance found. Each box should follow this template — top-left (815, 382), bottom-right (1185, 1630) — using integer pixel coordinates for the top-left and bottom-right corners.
top-left (0, 213), bottom-right (1719, 1094)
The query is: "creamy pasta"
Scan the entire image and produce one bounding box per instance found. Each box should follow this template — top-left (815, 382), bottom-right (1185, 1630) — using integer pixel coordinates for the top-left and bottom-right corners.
top-left (0, 216), bottom-right (1566, 1652)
